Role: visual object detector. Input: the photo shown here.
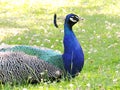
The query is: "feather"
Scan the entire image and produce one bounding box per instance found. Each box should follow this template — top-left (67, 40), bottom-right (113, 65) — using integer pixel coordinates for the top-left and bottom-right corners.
top-left (54, 14), bottom-right (58, 28)
top-left (0, 52), bottom-right (62, 84)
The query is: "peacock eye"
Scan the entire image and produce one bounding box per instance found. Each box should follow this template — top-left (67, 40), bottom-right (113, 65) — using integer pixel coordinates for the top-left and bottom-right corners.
top-left (69, 16), bottom-right (77, 22)
top-left (75, 16), bottom-right (79, 19)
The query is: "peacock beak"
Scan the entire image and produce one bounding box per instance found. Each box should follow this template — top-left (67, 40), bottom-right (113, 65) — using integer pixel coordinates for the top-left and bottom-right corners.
top-left (75, 16), bottom-right (84, 22)
top-left (79, 17), bottom-right (84, 21)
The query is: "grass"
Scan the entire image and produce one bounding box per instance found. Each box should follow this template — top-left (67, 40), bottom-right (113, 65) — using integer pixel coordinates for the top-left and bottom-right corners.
top-left (0, 0), bottom-right (120, 89)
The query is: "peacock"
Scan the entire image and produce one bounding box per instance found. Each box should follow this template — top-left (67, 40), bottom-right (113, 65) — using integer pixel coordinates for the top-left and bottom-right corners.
top-left (0, 13), bottom-right (84, 83)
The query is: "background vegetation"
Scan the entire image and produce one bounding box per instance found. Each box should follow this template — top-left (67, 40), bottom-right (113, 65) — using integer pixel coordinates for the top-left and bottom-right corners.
top-left (0, 0), bottom-right (120, 89)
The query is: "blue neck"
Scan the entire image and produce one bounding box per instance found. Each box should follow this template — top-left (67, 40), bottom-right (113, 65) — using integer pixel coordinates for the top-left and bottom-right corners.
top-left (62, 23), bottom-right (84, 76)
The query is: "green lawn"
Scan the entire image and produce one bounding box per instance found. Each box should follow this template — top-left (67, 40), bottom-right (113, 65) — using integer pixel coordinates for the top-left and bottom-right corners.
top-left (0, 0), bottom-right (120, 90)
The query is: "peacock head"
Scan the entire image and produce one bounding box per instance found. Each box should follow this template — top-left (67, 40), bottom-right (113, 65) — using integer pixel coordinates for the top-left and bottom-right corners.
top-left (65, 13), bottom-right (83, 27)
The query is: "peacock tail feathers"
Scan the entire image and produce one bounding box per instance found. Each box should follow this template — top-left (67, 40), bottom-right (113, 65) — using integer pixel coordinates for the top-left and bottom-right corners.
top-left (0, 45), bottom-right (64, 70)
top-left (0, 51), bottom-right (63, 84)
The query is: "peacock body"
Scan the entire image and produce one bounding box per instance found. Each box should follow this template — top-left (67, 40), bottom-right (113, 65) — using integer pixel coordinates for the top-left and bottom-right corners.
top-left (0, 13), bottom-right (84, 83)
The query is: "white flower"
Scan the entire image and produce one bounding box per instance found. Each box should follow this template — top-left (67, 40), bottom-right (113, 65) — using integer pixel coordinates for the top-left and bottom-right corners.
top-left (22, 88), bottom-right (27, 90)
top-left (115, 71), bottom-right (118, 73)
top-left (86, 83), bottom-right (91, 87)
top-left (18, 37), bottom-right (21, 40)
top-left (36, 40), bottom-right (40, 43)
top-left (56, 39), bottom-right (59, 42)
top-left (51, 45), bottom-right (54, 48)
top-left (113, 79), bottom-right (117, 83)
top-left (82, 29), bottom-right (86, 32)
top-left (41, 44), bottom-right (44, 46)
top-left (97, 35), bottom-right (101, 39)
top-left (69, 83), bottom-right (73, 87)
